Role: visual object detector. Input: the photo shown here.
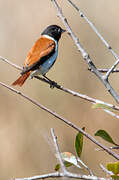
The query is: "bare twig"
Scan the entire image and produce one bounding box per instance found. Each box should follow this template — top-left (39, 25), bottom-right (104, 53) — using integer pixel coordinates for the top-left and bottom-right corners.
top-left (89, 68), bottom-right (119, 73)
top-left (51, 0), bottom-right (119, 104)
top-left (100, 164), bottom-right (113, 176)
top-left (110, 146), bottom-right (119, 149)
top-left (104, 59), bottom-right (119, 79)
top-left (0, 56), bottom-right (22, 71)
top-left (77, 157), bottom-right (94, 176)
top-left (14, 172), bottom-right (60, 180)
top-left (1, 56), bottom-right (119, 118)
top-left (51, 128), bottom-right (67, 173)
top-left (67, 0), bottom-right (119, 79)
top-left (14, 171), bottom-right (110, 180)
top-left (103, 109), bottom-right (119, 119)
top-left (67, 0), bottom-right (118, 60)
top-left (0, 81), bottom-right (119, 161)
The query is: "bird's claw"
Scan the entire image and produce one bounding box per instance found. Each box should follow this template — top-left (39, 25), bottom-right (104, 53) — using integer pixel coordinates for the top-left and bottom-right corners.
top-left (49, 80), bottom-right (60, 89)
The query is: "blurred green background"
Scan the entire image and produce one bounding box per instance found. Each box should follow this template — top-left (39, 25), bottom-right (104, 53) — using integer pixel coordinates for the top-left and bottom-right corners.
top-left (0, 0), bottom-right (119, 179)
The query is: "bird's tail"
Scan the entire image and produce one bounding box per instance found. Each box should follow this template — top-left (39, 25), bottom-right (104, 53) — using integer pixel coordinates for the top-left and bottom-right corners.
top-left (12, 72), bottom-right (30, 86)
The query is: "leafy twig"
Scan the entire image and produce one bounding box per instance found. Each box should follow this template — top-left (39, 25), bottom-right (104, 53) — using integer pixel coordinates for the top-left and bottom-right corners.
top-left (14, 130), bottom-right (110, 180)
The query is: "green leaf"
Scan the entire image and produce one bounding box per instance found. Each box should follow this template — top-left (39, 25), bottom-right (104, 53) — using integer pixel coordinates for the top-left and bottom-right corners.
top-left (111, 175), bottom-right (119, 180)
top-left (55, 152), bottom-right (82, 170)
top-left (55, 163), bottom-right (60, 171)
top-left (92, 103), bottom-right (113, 111)
top-left (54, 160), bottom-right (73, 171)
top-left (95, 130), bottom-right (118, 146)
top-left (64, 161), bottom-right (72, 167)
top-left (75, 127), bottom-right (85, 157)
top-left (92, 103), bottom-right (119, 116)
top-left (107, 162), bottom-right (119, 175)
top-left (56, 152), bottom-right (81, 168)
top-left (61, 152), bottom-right (80, 167)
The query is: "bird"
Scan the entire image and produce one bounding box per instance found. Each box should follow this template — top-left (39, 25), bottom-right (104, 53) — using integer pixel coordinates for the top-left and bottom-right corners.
top-left (12, 25), bottom-right (65, 86)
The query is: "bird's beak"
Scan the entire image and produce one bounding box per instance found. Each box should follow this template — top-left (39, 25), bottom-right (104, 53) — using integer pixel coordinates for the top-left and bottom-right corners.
top-left (61, 29), bottom-right (66, 33)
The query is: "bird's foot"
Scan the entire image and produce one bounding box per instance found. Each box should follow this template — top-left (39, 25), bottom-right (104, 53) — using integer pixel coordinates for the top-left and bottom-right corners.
top-left (48, 80), bottom-right (60, 89)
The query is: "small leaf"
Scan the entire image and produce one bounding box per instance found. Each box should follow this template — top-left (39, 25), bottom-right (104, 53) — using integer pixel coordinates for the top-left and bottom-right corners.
top-left (92, 103), bottom-right (112, 111)
top-left (55, 152), bottom-right (81, 170)
top-left (92, 103), bottom-right (119, 116)
top-left (75, 127), bottom-right (85, 157)
top-left (61, 152), bottom-right (77, 165)
top-left (107, 162), bottom-right (119, 175)
top-left (54, 161), bottom-right (72, 171)
top-left (55, 164), bottom-right (60, 171)
top-left (60, 152), bottom-right (81, 168)
top-left (95, 130), bottom-right (118, 146)
top-left (64, 161), bottom-right (72, 167)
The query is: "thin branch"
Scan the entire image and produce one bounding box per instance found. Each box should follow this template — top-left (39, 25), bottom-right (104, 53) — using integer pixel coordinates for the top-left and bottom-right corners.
top-left (14, 172), bottom-right (60, 180)
top-left (67, 0), bottom-right (119, 79)
top-left (110, 146), bottom-right (119, 150)
top-left (89, 68), bottom-right (119, 73)
top-left (100, 164), bottom-right (113, 176)
top-left (14, 128), bottom-right (110, 180)
top-left (1, 56), bottom-right (119, 117)
top-left (103, 109), bottom-right (119, 119)
top-left (0, 81), bottom-right (119, 161)
top-left (77, 157), bottom-right (94, 176)
top-left (51, 128), bottom-right (67, 173)
top-left (67, 0), bottom-right (118, 60)
top-left (104, 59), bottom-right (119, 79)
top-left (0, 56), bottom-right (22, 71)
top-left (51, 0), bottom-right (119, 104)
top-left (14, 129), bottom-right (110, 180)
top-left (14, 171), bottom-right (110, 180)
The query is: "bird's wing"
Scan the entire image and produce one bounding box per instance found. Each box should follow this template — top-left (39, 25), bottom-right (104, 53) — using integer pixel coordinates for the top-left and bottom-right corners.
top-left (21, 36), bottom-right (55, 74)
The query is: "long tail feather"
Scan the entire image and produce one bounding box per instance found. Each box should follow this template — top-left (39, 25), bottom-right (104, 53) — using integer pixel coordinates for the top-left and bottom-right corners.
top-left (12, 72), bottom-right (30, 86)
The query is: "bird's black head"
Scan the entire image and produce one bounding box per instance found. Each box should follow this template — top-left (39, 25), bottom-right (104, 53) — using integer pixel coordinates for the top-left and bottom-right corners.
top-left (41, 25), bottom-right (65, 41)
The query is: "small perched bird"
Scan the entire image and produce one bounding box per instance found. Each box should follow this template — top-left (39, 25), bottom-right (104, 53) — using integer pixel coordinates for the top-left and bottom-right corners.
top-left (12, 25), bottom-right (65, 86)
